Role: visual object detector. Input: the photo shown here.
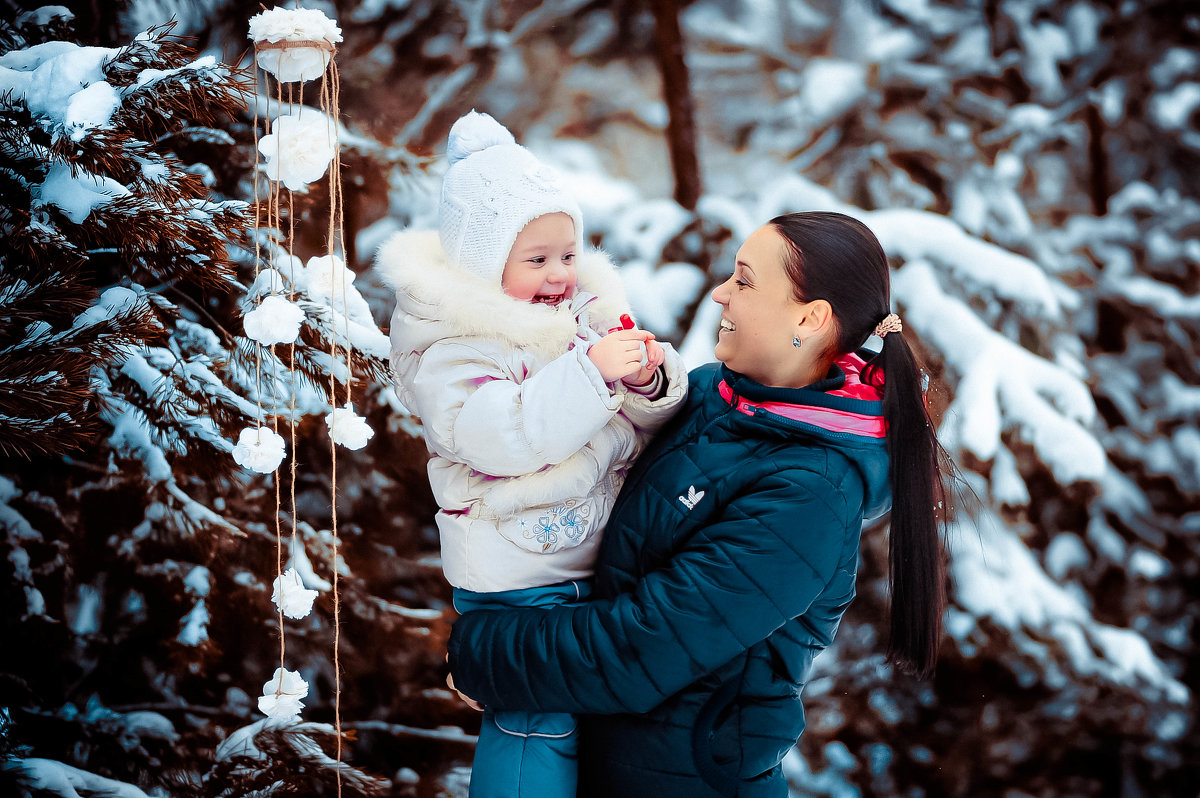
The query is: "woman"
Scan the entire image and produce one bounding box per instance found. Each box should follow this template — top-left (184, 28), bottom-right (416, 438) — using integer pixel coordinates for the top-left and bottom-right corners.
top-left (446, 211), bottom-right (948, 797)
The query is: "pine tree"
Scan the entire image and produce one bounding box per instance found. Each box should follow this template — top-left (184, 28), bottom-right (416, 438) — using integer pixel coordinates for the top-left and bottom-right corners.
top-left (0, 11), bottom-right (402, 795)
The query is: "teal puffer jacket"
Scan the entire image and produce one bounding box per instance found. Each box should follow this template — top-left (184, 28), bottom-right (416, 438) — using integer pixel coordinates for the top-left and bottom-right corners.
top-left (448, 357), bottom-right (891, 797)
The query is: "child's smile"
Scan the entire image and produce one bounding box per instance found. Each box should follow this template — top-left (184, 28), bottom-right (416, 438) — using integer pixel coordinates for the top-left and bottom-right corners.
top-left (501, 213), bottom-right (578, 304)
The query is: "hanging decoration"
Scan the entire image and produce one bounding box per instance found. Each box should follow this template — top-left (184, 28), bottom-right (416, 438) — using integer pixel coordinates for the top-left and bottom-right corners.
top-left (243, 5), bottom-right (368, 791)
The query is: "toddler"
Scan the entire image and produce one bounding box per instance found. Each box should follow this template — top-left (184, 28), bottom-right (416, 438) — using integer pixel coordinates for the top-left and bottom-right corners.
top-left (376, 110), bottom-right (687, 798)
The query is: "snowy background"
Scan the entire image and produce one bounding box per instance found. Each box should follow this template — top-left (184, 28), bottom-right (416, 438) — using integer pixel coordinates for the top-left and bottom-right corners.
top-left (1, 0), bottom-right (1197, 796)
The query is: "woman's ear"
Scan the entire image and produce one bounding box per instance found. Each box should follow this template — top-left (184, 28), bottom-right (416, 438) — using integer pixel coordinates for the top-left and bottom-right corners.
top-left (797, 299), bottom-right (834, 336)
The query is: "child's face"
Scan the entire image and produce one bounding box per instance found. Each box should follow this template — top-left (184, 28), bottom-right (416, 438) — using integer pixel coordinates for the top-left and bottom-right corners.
top-left (501, 213), bottom-right (577, 306)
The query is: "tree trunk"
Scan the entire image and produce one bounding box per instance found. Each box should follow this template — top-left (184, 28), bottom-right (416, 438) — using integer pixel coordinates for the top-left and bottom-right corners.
top-left (649, 0), bottom-right (702, 210)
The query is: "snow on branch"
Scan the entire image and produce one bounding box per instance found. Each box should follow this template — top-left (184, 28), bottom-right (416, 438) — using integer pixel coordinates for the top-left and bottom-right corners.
top-left (893, 258), bottom-right (1105, 488)
top-left (948, 504), bottom-right (1190, 711)
top-left (2, 757), bottom-right (152, 798)
top-left (869, 208), bottom-right (1067, 322)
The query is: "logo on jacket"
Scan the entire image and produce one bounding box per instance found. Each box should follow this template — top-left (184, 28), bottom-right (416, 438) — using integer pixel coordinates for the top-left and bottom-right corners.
top-left (678, 485), bottom-right (705, 511)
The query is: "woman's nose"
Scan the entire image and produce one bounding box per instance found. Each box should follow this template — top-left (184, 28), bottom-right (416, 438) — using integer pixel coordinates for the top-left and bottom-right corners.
top-left (711, 278), bottom-right (730, 305)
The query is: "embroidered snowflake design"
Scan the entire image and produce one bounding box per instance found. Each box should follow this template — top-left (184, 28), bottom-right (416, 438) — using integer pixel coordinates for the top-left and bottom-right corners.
top-left (678, 485), bottom-right (705, 511)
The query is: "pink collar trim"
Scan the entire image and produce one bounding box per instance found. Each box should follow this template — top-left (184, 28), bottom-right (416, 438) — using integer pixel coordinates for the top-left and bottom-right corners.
top-left (718, 355), bottom-right (886, 438)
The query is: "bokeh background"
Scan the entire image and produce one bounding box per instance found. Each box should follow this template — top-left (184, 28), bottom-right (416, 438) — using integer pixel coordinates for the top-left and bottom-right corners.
top-left (1, 0), bottom-right (1197, 795)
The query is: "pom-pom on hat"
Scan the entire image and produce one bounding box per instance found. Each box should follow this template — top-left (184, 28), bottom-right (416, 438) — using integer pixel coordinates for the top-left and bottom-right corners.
top-left (439, 111), bottom-right (583, 283)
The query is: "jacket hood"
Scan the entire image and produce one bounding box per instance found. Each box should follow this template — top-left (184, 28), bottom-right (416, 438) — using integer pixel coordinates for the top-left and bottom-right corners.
top-left (375, 229), bottom-right (631, 361)
top-left (715, 353), bottom-right (891, 520)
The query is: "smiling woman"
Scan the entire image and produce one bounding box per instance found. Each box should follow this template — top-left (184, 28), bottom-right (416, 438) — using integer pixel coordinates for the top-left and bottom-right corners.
top-left (712, 223), bottom-right (834, 389)
top-left (446, 210), bottom-right (952, 798)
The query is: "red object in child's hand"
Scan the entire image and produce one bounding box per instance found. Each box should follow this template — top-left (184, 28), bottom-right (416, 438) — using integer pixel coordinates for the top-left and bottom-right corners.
top-left (609, 314), bottom-right (637, 334)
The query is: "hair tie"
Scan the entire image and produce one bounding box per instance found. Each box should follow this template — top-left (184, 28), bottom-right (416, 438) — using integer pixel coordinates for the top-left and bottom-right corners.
top-left (873, 313), bottom-right (902, 338)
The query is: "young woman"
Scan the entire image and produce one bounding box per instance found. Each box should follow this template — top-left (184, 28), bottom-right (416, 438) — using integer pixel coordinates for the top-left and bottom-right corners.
top-left (446, 211), bottom-right (948, 797)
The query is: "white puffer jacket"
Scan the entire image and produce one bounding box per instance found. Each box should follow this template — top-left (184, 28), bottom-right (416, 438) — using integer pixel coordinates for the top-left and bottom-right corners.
top-left (376, 230), bottom-right (687, 592)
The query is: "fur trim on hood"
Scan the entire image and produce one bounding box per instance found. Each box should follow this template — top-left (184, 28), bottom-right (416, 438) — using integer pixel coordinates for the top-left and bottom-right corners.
top-left (375, 229), bottom-right (631, 360)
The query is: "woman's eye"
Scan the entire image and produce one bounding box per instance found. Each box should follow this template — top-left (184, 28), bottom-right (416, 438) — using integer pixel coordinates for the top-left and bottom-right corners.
top-left (735, 279), bottom-right (749, 288)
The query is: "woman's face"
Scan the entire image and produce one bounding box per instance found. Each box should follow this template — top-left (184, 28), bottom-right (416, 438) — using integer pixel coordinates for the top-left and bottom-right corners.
top-left (711, 224), bottom-right (811, 386)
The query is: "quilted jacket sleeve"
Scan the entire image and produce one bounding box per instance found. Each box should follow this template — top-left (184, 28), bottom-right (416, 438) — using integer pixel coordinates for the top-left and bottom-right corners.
top-left (446, 469), bottom-right (857, 714)
top-left (412, 339), bottom-right (623, 477)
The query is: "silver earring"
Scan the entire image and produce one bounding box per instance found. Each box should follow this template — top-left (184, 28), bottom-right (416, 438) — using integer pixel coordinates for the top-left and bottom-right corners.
top-left (792, 336), bottom-right (803, 348)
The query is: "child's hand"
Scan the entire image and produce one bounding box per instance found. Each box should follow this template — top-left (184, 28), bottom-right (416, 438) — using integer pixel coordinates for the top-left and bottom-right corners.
top-left (621, 339), bottom-right (665, 387)
top-left (446, 663), bottom-right (482, 711)
top-left (588, 329), bottom-right (656, 382)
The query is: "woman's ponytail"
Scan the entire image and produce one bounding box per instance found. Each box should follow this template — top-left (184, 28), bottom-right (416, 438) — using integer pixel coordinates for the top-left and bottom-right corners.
top-left (770, 211), bottom-right (948, 679)
top-left (871, 330), bottom-right (946, 679)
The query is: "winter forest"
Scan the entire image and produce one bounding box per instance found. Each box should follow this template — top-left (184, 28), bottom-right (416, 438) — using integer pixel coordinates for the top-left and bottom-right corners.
top-left (0, 0), bottom-right (1197, 795)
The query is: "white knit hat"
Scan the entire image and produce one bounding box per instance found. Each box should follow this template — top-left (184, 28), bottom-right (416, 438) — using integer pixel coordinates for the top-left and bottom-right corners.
top-left (438, 111), bottom-right (583, 283)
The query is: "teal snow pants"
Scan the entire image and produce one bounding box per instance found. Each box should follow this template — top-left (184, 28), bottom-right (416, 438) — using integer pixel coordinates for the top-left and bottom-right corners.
top-left (452, 580), bottom-right (592, 798)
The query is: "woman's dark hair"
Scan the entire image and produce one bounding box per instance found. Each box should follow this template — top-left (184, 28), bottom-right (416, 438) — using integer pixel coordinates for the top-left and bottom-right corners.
top-left (770, 211), bottom-right (947, 679)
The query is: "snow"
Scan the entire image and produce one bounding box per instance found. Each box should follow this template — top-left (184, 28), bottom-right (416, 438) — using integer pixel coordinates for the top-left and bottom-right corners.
top-left (4, 758), bottom-right (151, 798)
top-left (619, 260), bottom-right (707, 338)
top-left (1150, 82), bottom-right (1200, 131)
top-left (892, 259), bottom-right (1104, 486)
top-left (0, 42), bottom-right (115, 135)
top-left (1127, 548), bottom-right (1169, 580)
top-left (869, 209), bottom-right (1064, 320)
top-left (607, 199), bottom-right (693, 262)
top-left (789, 60), bottom-right (869, 126)
top-left (69, 584), bottom-right (102, 635)
top-left (72, 286), bottom-right (145, 331)
top-left (288, 533), bottom-right (332, 592)
top-left (178, 598), bottom-right (209, 645)
top-left (63, 81), bottom-right (121, 142)
top-left (17, 6), bottom-right (73, 26)
top-left (34, 164), bottom-right (130, 224)
top-left (1044, 532), bottom-right (1089, 580)
top-left (949, 507), bottom-right (1189, 704)
top-left (1114, 275), bottom-right (1200, 318)
top-left (185, 565), bottom-right (211, 596)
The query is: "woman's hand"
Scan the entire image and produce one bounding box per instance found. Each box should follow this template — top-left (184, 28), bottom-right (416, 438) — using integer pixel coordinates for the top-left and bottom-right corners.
top-left (447, 670), bottom-right (484, 712)
top-left (588, 329), bottom-right (656, 382)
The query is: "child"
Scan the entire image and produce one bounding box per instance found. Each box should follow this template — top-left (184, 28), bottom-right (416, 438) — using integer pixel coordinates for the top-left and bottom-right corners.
top-left (376, 111), bottom-right (687, 797)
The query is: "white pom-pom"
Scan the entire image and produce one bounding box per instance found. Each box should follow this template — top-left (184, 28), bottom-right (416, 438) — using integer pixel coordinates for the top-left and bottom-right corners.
top-left (232, 426), bottom-right (287, 474)
top-left (446, 110), bottom-right (516, 166)
top-left (243, 295), bottom-right (304, 345)
top-left (258, 667), bottom-right (308, 720)
top-left (325, 403), bottom-right (374, 450)
top-left (272, 568), bottom-right (319, 619)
